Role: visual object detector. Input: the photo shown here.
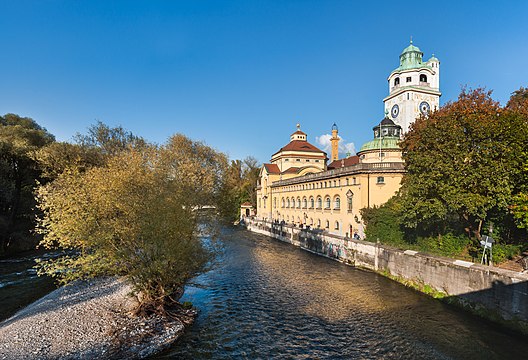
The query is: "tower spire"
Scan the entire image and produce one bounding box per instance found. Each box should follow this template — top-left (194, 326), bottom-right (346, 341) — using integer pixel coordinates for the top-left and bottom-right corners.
top-left (331, 123), bottom-right (339, 162)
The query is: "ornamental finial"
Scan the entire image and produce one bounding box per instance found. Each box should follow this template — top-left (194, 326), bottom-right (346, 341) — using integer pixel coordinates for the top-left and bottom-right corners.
top-left (410, 35), bottom-right (413, 44)
top-left (296, 123), bottom-right (300, 130)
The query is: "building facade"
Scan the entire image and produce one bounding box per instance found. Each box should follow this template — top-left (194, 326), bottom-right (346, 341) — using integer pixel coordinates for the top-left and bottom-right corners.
top-left (255, 42), bottom-right (440, 238)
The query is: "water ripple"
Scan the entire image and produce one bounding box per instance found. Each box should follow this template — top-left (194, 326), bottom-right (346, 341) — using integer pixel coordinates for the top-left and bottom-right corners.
top-left (154, 229), bottom-right (528, 359)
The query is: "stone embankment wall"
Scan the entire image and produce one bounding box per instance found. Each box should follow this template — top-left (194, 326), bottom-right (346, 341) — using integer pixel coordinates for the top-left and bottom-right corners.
top-left (245, 218), bottom-right (528, 333)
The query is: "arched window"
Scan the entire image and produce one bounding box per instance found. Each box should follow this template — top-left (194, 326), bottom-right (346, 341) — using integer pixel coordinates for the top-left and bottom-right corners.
top-left (420, 74), bottom-right (427, 83)
top-left (310, 197), bottom-right (314, 209)
top-left (281, 198), bottom-right (285, 208)
top-left (394, 77), bottom-right (400, 86)
top-left (302, 197), bottom-right (307, 208)
top-left (310, 218), bottom-right (313, 225)
top-left (325, 220), bottom-right (330, 229)
top-left (286, 198), bottom-right (290, 208)
top-left (317, 196), bottom-right (322, 209)
top-left (317, 219), bottom-right (321, 228)
top-left (335, 221), bottom-right (340, 230)
top-left (325, 197), bottom-right (331, 209)
top-left (334, 196), bottom-right (340, 210)
top-left (296, 197), bottom-right (301, 208)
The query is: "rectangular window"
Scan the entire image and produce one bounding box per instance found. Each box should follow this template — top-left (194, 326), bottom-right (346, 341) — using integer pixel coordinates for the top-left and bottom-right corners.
top-left (296, 159), bottom-right (301, 162)
top-left (285, 159), bottom-right (289, 162)
top-left (406, 77), bottom-right (411, 82)
top-left (377, 176), bottom-right (385, 184)
top-left (306, 159), bottom-right (310, 162)
top-left (315, 160), bottom-right (320, 162)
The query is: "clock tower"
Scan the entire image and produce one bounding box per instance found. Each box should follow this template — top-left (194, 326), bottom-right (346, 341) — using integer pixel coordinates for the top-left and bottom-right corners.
top-left (383, 41), bottom-right (441, 133)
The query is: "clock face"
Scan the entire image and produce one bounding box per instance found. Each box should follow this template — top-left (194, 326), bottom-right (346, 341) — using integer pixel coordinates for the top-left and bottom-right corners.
top-left (391, 104), bottom-right (399, 118)
top-left (419, 101), bottom-right (431, 115)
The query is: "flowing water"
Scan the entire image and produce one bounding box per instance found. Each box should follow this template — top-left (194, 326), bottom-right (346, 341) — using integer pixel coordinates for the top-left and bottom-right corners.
top-left (156, 228), bottom-right (528, 359)
top-left (0, 251), bottom-right (56, 321)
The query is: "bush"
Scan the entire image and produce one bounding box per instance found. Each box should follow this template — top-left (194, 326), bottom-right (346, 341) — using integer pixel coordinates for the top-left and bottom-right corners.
top-left (415, 233), bottom-right (470, 258)
top-left (362, 197), bottom-right (405, 246)
top-left (492, 243), bottom-right (524, 264)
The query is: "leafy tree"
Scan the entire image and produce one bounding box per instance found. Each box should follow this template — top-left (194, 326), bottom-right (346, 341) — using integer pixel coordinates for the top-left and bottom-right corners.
top-left (0, 114), bottom-right (54, 254)
top-left (240, 156), bottom-right (260, 206)
top-left (74, 121), bottom-right (146, 157)
top-left (36, 134), bottom-right (230, 315)
top-left (506, 87), bottom-right (528, 228)
top-left (216, 156), bottom-right (260, 222)
top-left (400, 88), bottom-right (523, 240)
top-left (361, 197), bottom-right (405, 246)
top-left (34, 142), bottom-right (104, 179)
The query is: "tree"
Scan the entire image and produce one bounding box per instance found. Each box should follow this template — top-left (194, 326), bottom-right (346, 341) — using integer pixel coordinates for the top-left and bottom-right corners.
top-left (0, 114), bottom-right (55, 254)
top-left (400, 88), bottom-right (524, 240)
top-left (74, 121), bottom-right (146, 157)
top-left (36, 134), bottom-right (230, 315)
top-left (506, 87), bottom-right (528, 228)
top-left (34, 142), bottom-right (104, 180)
top-left (240, 156), bottom-right (260, 206)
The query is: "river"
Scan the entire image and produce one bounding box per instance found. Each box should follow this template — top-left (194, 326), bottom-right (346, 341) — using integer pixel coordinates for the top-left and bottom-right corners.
top-left (155, 228), bottom-right (528, 359)
top-left (0, 251), bottom-right (56, 321)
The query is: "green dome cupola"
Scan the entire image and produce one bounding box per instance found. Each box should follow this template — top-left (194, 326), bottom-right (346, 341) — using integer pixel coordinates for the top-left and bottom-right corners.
top-left (358, 117), bottom-right (402, 153)
top-left (398, 40), bottom-right (424, 70)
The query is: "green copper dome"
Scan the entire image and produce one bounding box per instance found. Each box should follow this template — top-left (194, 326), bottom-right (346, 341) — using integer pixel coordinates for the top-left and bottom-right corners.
top-left (391, 41), bottom-right (433, 73)
top-left (401, 43), bottom-right (422, 54)
top-left (359, 137), bottom-right (400, 152)
top-left (358, 117), bottom-right (402, 153)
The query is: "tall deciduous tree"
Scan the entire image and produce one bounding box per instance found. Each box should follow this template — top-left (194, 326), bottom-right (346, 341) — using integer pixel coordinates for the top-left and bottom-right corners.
top-left (506, 87), bottom-right (528, 228)
top-left (36, 134), bottom-right (230, 314)
top-left (0, 114), bottom-right (54, 253)
top-left (400, 88), bottom-right (525, 239)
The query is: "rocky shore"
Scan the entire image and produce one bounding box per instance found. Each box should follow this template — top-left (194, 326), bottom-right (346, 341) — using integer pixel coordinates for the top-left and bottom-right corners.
top-left (0, 277), bottom-right (194, 359)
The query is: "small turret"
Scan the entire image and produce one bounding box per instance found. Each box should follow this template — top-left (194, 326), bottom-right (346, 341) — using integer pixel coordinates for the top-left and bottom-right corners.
top-left (290, 123), bottom-right (307, 142)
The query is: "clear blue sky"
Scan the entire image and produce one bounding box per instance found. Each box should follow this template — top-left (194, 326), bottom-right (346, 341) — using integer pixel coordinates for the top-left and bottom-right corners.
top-left (1, 1), bottom-right (527, 163)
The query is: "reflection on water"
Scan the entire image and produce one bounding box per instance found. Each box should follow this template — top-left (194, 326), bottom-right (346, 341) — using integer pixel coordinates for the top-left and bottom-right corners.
top-left (158, 228), bottom-right (527, 359)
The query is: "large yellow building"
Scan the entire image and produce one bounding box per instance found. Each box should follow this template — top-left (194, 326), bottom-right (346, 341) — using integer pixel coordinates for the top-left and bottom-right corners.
top-left (255, 41), bottom-right (440, 238)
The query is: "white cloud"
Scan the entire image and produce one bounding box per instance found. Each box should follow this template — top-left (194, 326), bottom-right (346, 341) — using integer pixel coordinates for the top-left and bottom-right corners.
top-left (315, 134), bottom-right (356, 159)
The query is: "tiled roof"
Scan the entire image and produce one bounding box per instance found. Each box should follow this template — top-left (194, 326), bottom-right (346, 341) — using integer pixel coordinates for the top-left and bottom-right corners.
top-left (282, 167), bottom-right (301, 174)
top-left (263, 163), bottom-right (281, 174)
top-left (291, 130), bottom-right (306, 135)
top-left (240, 201), bottom-right (253, 207)
top-left (327, 156), bottom-right (359, 169)
top-left (272, 140), bottom-right (325, 156)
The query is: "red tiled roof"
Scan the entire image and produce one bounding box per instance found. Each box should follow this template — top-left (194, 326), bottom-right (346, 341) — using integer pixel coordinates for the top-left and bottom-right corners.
top-left (327, 156), bottom-right (359, 169)
top-left (240, 202), bottom-right (253, 207)
top-left (263, 163), bottom-right (281, 174)
top-left (272, 140), bottom-right (325, 157)
top-left (282, 167), bottom-right (301, 174)
top-left (291, 130), bottom-right (306, 135)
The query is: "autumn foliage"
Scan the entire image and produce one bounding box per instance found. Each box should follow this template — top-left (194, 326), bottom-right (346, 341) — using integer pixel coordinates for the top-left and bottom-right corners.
top-left (364, 87), bottom-right (528, 260)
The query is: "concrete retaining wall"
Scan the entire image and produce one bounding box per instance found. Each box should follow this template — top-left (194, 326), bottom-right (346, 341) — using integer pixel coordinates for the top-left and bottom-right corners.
top-left (245, 219), bottom-right (528, 333)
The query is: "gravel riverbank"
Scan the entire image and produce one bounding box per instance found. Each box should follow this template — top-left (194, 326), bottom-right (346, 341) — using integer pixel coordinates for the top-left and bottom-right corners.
top-left (0, 277), bottom-right (193, 359)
